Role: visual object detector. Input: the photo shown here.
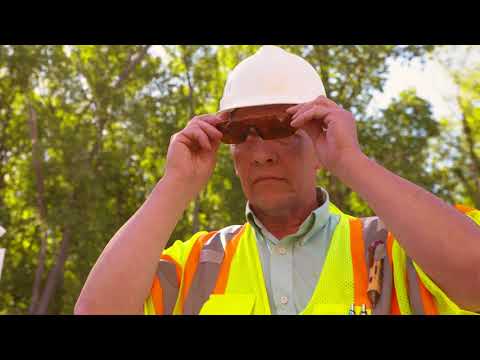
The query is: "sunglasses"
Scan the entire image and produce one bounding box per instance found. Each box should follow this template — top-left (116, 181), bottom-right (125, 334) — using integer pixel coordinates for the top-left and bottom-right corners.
top-left (216, 105), bottom-right (297, 144)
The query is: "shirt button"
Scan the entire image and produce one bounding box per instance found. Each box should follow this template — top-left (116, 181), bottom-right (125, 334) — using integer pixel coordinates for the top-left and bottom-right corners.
top-left (277, 246), bottom-right (287, 255)
top-left (280, 296), bottom-right (289, 305)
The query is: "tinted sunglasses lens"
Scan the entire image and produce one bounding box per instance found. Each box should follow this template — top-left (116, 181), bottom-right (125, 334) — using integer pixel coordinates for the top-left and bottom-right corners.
top-left (217, 122), bottom-right (248, 144)
top-left (260, 125), bottom-right (296, 140)
top-left (255, 114), bottom-right (296, 140)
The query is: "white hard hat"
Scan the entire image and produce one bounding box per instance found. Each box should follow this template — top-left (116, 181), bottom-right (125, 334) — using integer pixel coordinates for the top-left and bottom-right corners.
top-left (219, 45), bottom-right (326, 113)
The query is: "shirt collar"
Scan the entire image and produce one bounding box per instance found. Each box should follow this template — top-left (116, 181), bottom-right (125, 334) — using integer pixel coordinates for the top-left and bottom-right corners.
top-left (245, 187), bottom-right (332, 246)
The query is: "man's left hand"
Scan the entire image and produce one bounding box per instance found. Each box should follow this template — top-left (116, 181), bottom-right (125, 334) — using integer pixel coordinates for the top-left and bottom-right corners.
top-left (287, 96), bottom-right (363, 176)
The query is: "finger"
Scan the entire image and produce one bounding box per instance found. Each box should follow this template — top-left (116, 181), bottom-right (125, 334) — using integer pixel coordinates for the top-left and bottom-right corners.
top-left (192, 115), bottom-right (216, 124)
top-left (317, 129), bottom-right (327, 146)
top-left (193, 114), bottom-right (225, 127)
top-left (216, 111), bottom-right (230, 122)
top-left (291, 102), bottom-right (314, 121)
top-left (196, 120), bottom-right (224, 141)
top-left (287, 101), bottom-right (313, 115)
top-left (183, 125), bottom-right (212, 151)
top-left (211, 138), bottom-right (222, 153)
top-left (291, 106), bottom-right (331, 128)
top-left (289, 102), bottom-right (318, 125)
top-left (316, 131), bottom-right (327, 164)
top-left (315, 95), bottom-right (340, 109)
top-left (286, 103), bottom-right (304, 113)
top-left (286, 96), bottom-right (337, 113)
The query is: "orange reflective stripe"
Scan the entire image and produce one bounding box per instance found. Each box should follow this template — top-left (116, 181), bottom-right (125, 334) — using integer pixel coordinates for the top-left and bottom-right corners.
top-left (160, 254), bottom-right (182, 284)
top-left (212, 225), bottom-right (246, 295)
top-left (455, 204), bottom-right (474, 214)
top-left (151, 276), bottom-right (164, 315)
top-left (390, 287), bottom-right (401, 315)
top-left (386, 232), bottom-right (401, 315)
top-left (416, 273), bottom-right (439, 315)
top-left (349, 219), bottom-right (371, 309)
top-left (178, 231), bottom-right (217, 314)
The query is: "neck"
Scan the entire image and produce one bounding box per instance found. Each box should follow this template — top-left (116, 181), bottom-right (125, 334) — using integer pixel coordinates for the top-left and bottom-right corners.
top-left (251, 190), bottom-right (319, 240)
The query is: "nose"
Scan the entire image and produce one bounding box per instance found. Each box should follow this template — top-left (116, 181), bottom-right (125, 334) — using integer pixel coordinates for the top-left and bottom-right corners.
top-left (246, 130), bottom-right (278, 167)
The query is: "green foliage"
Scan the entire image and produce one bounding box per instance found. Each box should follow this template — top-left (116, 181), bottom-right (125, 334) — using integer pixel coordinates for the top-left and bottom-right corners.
top-left (362, 90), bottom-right (440, 187)
top-left (432, 57), bottom-right (480, 208)
top-left (2, 44), bottom-right (469, 315)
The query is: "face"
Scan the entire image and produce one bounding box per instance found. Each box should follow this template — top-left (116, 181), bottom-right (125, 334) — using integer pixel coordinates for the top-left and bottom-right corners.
top-left (231, 104), bottom-right (321, 214)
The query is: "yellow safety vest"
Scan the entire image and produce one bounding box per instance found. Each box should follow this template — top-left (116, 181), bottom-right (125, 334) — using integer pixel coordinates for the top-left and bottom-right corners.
top-left (145, 203), bottom-right (480, 315)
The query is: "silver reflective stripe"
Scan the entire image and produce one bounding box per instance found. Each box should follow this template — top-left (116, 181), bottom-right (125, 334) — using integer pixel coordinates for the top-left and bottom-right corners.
top-left (199, 249), bottom-right (224, 264)
top-left (361, 217), bottom-right (392, 315)
top-left (183, 231), bottom-right (222, 315)
top-left (183, 225), bottom-right (242, 315)
top-left (219, 225), bottom-right (242, 249)
top-left (156, 259), bottom-right (180, 315)
top-left (406, 256), bottom-right (425, 315)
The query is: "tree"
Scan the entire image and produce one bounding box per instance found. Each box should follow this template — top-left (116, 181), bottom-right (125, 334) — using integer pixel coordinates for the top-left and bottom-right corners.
top-left (0, 45), bottom-right (440, 314)
top-left (0, 45), bottom-right (160, 314)
top-left (350, 89), bottom-right (440, 215)
top-left (432, 46), bottom-right (480, 208)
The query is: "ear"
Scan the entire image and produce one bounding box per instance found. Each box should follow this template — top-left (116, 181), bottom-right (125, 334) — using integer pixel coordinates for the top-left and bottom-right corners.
top-left (230, 145), bottom-right (239, 176)
top-left (301, 131), bottom-right (322, 171)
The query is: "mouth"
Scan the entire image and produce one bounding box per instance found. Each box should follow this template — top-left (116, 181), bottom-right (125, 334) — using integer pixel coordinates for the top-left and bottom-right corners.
top-left (253, 177), bottom-right (286, 185)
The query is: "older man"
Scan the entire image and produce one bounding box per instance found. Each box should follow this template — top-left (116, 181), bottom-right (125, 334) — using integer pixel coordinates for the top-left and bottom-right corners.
top-left (75, 46), bottom-right (480, 315)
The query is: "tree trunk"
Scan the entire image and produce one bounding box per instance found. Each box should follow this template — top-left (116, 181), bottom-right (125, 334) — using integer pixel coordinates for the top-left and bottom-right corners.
top-left (34, 227), bottom-right (71, 314)
top-left (50, 266), bottom-right (65, 315)
top-left (88, 45), bottom-right (153, 166)
top-left (32, 45), bottom-right (154, 314)
top-left (114, 45), bottom-right (151, 89)
top-left (28, 104), bottom-right (50, 315)
top-left (180, 46), bottom-right (203, 234)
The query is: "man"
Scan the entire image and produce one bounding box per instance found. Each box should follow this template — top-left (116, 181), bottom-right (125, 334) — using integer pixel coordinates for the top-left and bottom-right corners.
top-left (75, 45), bottom-right (480, 315)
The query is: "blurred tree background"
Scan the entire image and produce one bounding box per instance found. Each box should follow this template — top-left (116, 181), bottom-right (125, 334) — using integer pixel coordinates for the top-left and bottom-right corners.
top-left (0, 45), bottom-right (478, 314)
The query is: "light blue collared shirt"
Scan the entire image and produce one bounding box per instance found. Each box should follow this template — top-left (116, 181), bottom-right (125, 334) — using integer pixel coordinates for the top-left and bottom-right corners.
top-left (245, 187), bottom-right (340, 314)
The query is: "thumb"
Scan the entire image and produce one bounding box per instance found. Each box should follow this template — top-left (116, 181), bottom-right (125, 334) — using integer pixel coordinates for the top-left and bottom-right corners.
top-left (211, 138), bottom-right (222, 154)
top-left (315, 131), bottom-right (328, 165)
top-left (302, 122), bottom-right (322, 143)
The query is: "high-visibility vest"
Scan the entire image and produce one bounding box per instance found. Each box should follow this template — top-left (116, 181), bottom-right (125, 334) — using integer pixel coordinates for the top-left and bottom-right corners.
top-left (145, 203), bottom-right (480, 315)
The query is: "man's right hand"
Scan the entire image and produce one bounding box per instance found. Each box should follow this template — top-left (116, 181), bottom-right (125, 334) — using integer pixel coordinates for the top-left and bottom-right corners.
top-left (75, 113), bottom-right (228, 315)
top-left (164, 113), bottom-right (226, 199)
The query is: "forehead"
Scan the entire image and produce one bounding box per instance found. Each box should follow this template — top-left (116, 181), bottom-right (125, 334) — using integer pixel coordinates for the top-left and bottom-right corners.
top-left (232, 104), bottom-right (296, 120)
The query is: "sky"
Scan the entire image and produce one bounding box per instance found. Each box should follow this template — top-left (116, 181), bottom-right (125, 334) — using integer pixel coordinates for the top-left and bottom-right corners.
top-left (366, 45), bottom-right (480, 120)
top-left (150, 45), bottom-right (480, 121)
top-left (366, 56), bottom-right (460, 120)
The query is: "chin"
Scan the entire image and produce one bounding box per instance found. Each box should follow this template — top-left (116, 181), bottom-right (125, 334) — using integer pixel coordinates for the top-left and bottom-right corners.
top-left (250, 190), bottom-right (296, 213)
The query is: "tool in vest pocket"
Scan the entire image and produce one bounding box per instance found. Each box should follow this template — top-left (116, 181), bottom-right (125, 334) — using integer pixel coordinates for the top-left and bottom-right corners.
top-left (349, 303), bottom-right (356, 315)
top-left (367, 240), bottom-right (386, 308)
